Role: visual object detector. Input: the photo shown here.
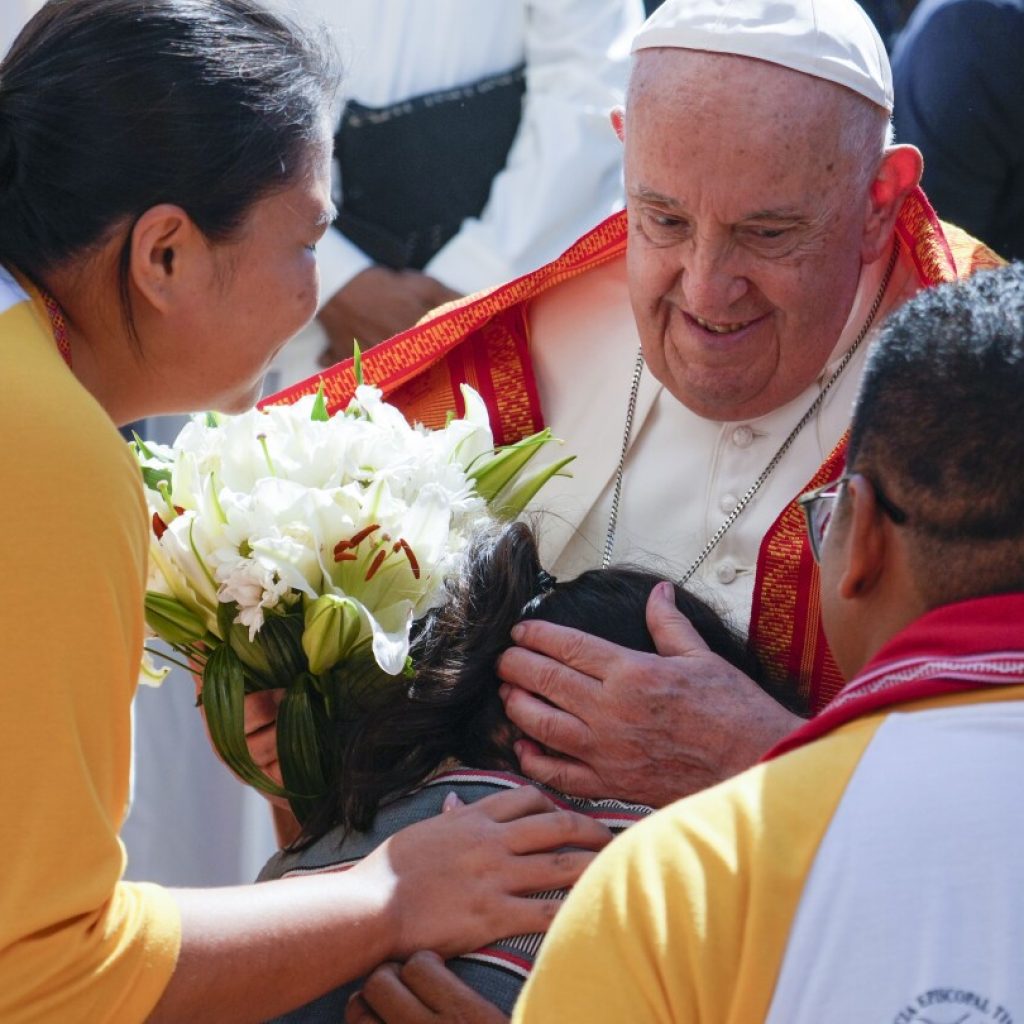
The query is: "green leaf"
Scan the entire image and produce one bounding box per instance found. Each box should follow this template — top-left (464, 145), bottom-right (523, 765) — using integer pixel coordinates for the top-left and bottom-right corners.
top-left (141, 466), bottom-right (173, 492)
top-left (353, 340), bottom-right (364, 387)
top-left (469, 429), bottom-right (555, 503)
top-left (217, 600), bottom-right (238, 641)
top-left (131, 431), bottom-right (159, 460)
top-left (205, 411), bottom-right (223, 428)
top-left (310, 381), bottom-right (330, 422)
top-left (323, 645), bottom-right (398, 721)
top-left (492, 455), bottom-right (576, 520)
top-left (144, 592), bottom-right (208, 645)
top-left (257, 612), bottom-right (307, 685)
top-left (220, 603), bottom-right (273, 685)
top-left (201, 644), bottom-right (287, 798)
top-left (277, 676), bottom-right (330, 822)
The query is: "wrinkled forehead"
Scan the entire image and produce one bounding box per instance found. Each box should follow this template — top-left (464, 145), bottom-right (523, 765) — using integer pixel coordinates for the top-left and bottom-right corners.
top-left (627, 49), bottom-right (875, 168)
top-left (630, 48), bottom-right (859, 121)
top-left (624, 49), bottom-right (886, 216)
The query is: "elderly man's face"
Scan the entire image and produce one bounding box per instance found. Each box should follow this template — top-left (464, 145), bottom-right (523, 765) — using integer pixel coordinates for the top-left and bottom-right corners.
top-left (625, 52), bottom-right (883, 421)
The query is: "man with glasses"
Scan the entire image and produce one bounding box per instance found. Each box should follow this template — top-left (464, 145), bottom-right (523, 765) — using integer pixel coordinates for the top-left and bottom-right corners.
top-left (512, 264), bottom-right (1024, 1022)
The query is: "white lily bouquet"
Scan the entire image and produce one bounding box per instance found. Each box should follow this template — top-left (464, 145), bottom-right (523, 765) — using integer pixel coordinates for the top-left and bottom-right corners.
top-left (133, 369), bottom-right (572, 820)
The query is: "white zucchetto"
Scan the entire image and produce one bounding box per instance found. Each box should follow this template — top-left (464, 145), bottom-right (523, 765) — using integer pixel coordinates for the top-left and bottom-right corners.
top-left (632, 0), bottom-right (893, 112)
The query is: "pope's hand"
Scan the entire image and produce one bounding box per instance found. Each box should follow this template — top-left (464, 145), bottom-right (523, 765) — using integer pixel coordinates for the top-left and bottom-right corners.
top-left (318, 267), bottom-right (461, 365)
top-left (345, 953), bottom-right (508, 1024)
top-left (498, 581), bottom-right (802, 807)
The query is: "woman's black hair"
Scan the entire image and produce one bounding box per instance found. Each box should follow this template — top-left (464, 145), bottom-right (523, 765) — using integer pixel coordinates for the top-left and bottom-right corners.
top-left (0, 0), bottom-right (337, 337)
top-left (302, 521), bottom-right (772, 841)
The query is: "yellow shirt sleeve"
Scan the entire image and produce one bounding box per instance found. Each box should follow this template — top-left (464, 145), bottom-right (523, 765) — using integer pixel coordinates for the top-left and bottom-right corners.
top-left (0, 295), bottom-right (181, 1022)
top-left (513, 719), bottom-right (882, 1024)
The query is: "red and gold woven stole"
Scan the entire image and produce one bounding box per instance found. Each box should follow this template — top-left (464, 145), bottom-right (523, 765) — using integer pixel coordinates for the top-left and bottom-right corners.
top-left (263, 190), bottom-right (1003, 711)
top-left (749, 189), bottom-right (1005, 713)
top-left (261, 210), bottom-right (629, 446)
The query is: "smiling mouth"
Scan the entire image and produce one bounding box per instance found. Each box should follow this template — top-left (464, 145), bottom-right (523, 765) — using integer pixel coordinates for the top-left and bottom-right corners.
top-left (690, 313), bottom-right (761, 335)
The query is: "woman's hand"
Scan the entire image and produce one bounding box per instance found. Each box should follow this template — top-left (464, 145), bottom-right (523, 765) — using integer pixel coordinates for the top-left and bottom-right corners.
top-left (345, 954), bottom-right (508, 1024)
top-left (358, 784), bottom-right (610, 961)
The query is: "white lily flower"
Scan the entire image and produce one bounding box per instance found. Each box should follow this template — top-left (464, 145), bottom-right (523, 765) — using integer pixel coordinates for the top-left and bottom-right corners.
top-left (139, 649), bottom-right (171, 687)
top-left (217, 558), bottom-right (290, 640)
top-left (132, 384), bottom-right (566, 682)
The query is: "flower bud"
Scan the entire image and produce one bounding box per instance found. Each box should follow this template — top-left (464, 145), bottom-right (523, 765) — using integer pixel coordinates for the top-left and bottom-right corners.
top-left (144, 592), bottom-right (207, 646)
top-left (302, 594), bottom-right (363, 675)
top-left (468, 428), bottom-right (555, 503)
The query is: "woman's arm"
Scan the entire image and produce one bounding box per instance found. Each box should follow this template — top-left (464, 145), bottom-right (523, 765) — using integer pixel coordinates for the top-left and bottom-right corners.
top-left (149, 786), bottom-right (608, 1023)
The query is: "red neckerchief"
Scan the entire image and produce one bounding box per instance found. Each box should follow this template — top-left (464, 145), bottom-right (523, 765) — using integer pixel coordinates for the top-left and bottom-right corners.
top-left (763, 592), bottom-right (1024, 761)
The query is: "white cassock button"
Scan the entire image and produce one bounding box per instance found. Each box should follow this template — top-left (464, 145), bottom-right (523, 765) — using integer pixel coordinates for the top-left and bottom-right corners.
top-left (720, 493), bottom-right (738, 513)
top-left (716, 561), bottom-right (737, 584)
top-left (732, 425), bottom-right (754, 448)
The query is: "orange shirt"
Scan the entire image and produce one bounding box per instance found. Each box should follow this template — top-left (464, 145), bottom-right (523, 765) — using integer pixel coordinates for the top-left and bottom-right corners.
top-left (0, 270), bottom-right (180, 1022)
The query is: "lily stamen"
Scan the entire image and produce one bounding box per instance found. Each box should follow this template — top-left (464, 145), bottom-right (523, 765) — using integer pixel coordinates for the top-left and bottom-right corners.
top-left (396, 538), bottom-right (421, 579)
top-left (365, 548), bottom-right (388, 581)
top-left (333, 523), bottom-right (381, 561)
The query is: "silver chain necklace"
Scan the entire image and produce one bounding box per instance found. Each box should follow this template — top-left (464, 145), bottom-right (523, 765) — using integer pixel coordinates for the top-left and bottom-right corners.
top-left (601, 239), bottom-right (900, 577)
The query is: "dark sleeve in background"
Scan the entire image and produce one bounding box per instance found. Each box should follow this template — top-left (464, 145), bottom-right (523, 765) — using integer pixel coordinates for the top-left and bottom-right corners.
top-left (893, 0), bottom-right (1024, 260)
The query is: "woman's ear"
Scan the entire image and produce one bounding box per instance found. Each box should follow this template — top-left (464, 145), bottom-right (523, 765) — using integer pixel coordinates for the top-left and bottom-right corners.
top-left (128, 203), bottom-right (203, 313)
top-left (860, 145), bottom-right (923, 264)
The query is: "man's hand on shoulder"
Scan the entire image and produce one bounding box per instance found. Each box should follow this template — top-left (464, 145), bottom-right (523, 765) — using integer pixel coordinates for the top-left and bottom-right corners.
top-left (345, 954), bottom-right (508, 1024)
top-left (318, 267), bottom-right (461, 365)
top-left (498, 581), bottom-right (802, 807)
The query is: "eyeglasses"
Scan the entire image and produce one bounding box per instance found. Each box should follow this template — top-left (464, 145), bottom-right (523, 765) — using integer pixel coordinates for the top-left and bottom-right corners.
top-left (798, 473), bottom-right (908, 564)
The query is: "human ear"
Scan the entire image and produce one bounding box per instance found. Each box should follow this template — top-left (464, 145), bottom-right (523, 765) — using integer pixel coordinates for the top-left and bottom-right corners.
top-left (835, 475), bottom-right (887, 601)
top-left (128, 204), bottom-right (202, 313)
top-left (860, 145), bottom-right (923, 264)
top-left (610, 106), bottom-right (625, 143)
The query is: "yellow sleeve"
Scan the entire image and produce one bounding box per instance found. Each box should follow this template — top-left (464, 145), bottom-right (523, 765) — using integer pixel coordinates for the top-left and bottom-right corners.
top-left (0, 299), bottom-right (181, 1022)
top-left (513, 719), bottom-right (882, 1024)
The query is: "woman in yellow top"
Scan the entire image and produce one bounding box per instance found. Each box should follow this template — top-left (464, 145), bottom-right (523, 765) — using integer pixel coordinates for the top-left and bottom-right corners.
top-left (0, 3), bottom-right (608, 1021)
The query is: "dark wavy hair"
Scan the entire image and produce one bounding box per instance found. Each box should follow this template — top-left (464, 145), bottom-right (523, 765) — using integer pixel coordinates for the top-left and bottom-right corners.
top-left (301, 521), bottom-right (769, 841)
top-left (0, 0), bottom-right (337, 337)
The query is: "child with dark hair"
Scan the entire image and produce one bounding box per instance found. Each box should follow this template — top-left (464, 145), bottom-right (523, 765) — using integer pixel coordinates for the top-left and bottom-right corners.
top-left (260, 519), bottom-right (771, 1020)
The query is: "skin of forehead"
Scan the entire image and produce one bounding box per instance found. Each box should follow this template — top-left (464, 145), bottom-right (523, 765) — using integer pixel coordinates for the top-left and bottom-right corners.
top-left (627, 48), bottom-right (873, 198)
